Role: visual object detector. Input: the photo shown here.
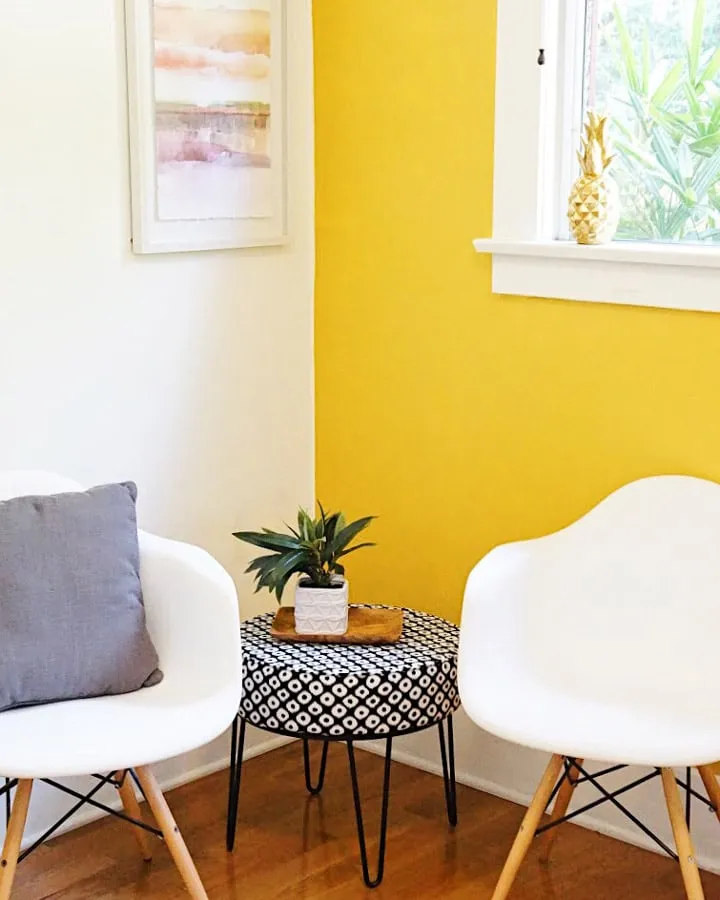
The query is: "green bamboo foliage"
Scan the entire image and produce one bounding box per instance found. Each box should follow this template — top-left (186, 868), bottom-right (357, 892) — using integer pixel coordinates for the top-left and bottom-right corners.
top-left (609, 0), bottom-right (720, 241)
top-left (233, 505), bottom-right (375, 602)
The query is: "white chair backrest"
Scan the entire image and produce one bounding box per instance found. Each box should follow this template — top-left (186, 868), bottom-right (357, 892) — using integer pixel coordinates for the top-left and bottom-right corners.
top-left (0, 471), bottom-right (84, 502)
top-left (464, 475), bottom-right (720, 715)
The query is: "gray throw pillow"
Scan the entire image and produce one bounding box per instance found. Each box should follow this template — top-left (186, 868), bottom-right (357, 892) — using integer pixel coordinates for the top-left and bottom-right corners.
top-left (0, 481), bottom-right (162, 712)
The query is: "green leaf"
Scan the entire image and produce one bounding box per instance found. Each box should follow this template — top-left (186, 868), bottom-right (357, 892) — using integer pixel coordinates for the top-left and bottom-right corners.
top-left (688, 0), bottom-right (705, 82)
top-left (678, 141), bottom-right (694, 181)
top-left (613, 3), bottom-right (640, 94)
top-left (334, 513), bottom-right (346, 538)
top-left (330, 516), bottom-right (375, 554)
top-left (233, 530), bottom-right (302, 552)
top-left (683, 81), bottom-right (703, 120)
top-left (650, 128), bottom-right (683, 183)
top-left (297, 507), bottom-right (314, 542)
top-left (693, 150), bottom-right (720, 199)
top-left (690, 131), bottom-right (720, 154)
top-left (323, 511), bottom-right (342, 542)
top-left (628, 91), bottom-right (650, 135)
top-left (335, 542), bottom-right (376, 560)
top-left (245, 552), bottom-right (282, 574)
top-left (651, 59), bottom-right (684, 107)
top-left (651, 108), bottom-right (697, 141)
top-left (270, 549), bottom-right (308, 583)
top-left (698, 48), bottom-right (720, 87)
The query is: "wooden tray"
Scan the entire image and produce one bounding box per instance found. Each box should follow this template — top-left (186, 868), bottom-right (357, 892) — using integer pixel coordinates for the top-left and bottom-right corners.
top-left (271, 606), bottom-right (404, 645)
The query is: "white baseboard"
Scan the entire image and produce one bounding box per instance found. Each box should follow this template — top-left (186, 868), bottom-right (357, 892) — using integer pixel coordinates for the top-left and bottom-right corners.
top-left (360, 737), bottom-right (720, 876)
top-left (18, 732), bottom-right (293, 852)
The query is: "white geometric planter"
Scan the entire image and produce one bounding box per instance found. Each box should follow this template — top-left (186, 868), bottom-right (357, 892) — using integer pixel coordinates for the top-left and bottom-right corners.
top-left (294, 578), bottom-right (349, 635)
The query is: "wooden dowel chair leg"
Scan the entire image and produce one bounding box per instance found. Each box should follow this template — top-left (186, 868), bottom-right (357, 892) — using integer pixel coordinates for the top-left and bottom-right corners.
top-left (491, 755), bottom-right (564, 900)
top-left (661, 768), bottom-right (705, 900)
top-left (698, 766), bottom-right (720, 826)
top-left (0, 780), bottom-right (33, 900)
top-left (118, 771), bottom-right (154, 862)
top-left (134, 766), bottom-right (208, 900)
top-left (539, 757), bottom-right (583, 863)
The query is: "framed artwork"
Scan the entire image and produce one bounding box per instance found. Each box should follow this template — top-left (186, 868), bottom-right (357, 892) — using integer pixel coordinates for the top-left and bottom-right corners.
top-left (125, 0), bottom-right (286, 254)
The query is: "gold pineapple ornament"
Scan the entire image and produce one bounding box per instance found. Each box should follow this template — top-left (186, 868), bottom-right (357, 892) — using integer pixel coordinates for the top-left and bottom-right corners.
top-left (568, 112), bottom-right (619, 245)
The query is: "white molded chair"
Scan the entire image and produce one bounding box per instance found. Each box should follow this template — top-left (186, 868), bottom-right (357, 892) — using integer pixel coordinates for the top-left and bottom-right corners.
top-left (459, 475), bottom-right (720, 900)
top-left (0, 472), bottom-right (241, 900)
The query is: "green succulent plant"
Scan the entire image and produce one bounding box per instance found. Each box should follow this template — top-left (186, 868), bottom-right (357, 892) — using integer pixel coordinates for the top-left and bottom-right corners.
top-left (233, 504), bottom-right (375, 602)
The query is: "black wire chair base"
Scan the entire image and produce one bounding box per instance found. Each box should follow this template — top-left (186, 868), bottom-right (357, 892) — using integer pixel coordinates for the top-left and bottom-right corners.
top-left (0, 770), bottom-right (162, 865)
top-left (226, 714), bottom-right (458, 888)
top-left (535, 757), bottom-right (716, 862)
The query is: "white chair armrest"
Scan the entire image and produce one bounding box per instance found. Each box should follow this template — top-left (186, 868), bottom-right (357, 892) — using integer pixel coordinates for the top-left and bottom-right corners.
top-left (139, 531), bottom-right (241, 701)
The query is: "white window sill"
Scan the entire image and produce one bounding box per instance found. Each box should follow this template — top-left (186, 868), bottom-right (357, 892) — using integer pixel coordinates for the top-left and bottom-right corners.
top-left (473, 239), bottom-right (720, 313)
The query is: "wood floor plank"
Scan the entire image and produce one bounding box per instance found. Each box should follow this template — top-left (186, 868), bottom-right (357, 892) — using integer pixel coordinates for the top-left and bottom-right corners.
top-left (8, 744), bottom-right (720, 899)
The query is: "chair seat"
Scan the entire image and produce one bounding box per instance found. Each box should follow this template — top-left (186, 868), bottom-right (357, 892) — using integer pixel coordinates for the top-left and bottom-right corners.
top-left (0, 674), bottom-right (238, 778)
top-left (461, 670), bottom-right (720, 768)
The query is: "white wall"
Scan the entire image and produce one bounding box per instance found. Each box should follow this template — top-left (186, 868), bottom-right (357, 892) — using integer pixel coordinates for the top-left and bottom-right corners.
top-left (0, 0), bottom-right (314, 843)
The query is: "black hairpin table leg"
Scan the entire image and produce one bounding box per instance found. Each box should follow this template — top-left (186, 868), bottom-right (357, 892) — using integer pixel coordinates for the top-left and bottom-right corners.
top-left (226, 715), bottom-right (247, 852)
top-left (347, 737), bottom-right (393, 889)
top-left (303, 739), bottom-right (329, 795)
top-left (438, 715), bottom-right (458, 826)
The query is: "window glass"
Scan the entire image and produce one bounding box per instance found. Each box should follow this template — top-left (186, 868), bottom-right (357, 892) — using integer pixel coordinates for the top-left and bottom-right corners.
top-left (582, 0), bottom-right (720, 242)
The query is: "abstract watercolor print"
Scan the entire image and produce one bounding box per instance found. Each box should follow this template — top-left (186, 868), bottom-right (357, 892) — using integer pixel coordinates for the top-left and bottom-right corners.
top-left (153, 0), bottom-right (272, 221)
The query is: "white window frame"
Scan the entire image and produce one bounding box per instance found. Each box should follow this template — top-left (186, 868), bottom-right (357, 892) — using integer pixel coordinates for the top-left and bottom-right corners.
top-left (474, 0), bottom-right (720, 314)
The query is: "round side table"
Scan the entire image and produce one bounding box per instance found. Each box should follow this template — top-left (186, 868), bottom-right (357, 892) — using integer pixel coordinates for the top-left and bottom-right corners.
top-left (226, 606), bottom-right (460, 888)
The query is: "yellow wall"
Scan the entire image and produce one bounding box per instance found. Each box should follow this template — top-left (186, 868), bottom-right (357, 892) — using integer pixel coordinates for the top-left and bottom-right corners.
top-left (313, 0), bottom-right (720, 623)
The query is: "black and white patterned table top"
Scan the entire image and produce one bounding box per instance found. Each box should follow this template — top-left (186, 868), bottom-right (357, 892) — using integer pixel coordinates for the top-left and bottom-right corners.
top-left (239, 607), bottom-right (460, 740)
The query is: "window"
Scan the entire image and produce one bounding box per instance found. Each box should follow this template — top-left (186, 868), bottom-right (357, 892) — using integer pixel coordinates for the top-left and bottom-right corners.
top-left (577, 0), bottom-right (720, 244)
top-left (474, 0), bottom-right (720, 313)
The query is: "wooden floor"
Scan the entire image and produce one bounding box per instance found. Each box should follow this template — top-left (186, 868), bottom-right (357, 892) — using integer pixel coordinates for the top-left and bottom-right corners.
top-left (11, 743), bottom-right (720, 899)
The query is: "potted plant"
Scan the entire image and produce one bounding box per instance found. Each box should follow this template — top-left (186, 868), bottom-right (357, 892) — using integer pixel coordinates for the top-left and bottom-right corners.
top-left (233, 505), bottom-right (375, 635)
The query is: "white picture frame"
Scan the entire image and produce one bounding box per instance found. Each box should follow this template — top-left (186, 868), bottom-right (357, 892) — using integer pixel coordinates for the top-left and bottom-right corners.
top-left (125, 0), bottom-right (287, 254)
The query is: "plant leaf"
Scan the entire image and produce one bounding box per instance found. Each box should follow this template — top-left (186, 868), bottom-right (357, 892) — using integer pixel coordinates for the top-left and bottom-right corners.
top-left (693, 150), bottom-right (720, 199)
top-left (297, 508), bottom-right (314, 542)
top-left (698, 47), bottom-right (720, 87)
top-left (690, 131), bottom-right (720, 154)
top-left (335, 542), bottom-right (376, 560)
top-left (689, 0), bottom-right (705, 83)
top-left (323, 511), bottom-right (342, 543)
top-left (614, 3), bottom-right (640, 93)
top-left (330, 516), bottom-right (375, 554)
top-left (641, 29), bottom-right (650, 96)
top-left (245, 552), bottom-right (282, 574)
top-left (233, 530), bottom-right (302, 552)
top-left (651, 59), bottom-right (684, 107)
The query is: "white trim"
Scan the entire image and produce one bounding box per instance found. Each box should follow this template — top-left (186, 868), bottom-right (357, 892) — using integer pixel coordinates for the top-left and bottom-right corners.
top-left (18, 733), bottom-right (293, 851)
top-left (473, 239), bottom-right (720, 312)
top-left (473, 238), bottom-right (720, 268)
top-left (482, 0), bottom-right (720, 313)
top-left (358, 740), bottom-right (720, 876)
top-left (555, 0), bottom-right (586, 240)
